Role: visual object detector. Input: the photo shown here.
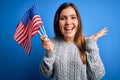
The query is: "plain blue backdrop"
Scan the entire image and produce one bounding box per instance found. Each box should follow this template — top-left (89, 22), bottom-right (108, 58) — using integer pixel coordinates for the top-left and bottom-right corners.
top-left (0, 0), bottom-right (120, 80)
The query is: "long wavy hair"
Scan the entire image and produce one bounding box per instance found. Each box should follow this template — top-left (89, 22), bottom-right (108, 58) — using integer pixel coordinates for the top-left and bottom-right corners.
top-left (54, 2), bottom-right (86, 64)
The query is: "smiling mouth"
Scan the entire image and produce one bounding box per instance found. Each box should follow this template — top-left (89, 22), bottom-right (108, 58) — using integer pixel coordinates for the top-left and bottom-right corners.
top-left (64, 27), bottom-right (75, 31)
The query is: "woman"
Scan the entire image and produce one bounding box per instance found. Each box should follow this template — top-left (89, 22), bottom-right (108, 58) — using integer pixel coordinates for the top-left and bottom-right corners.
top-left (40, 2), bottom-right (107, 80)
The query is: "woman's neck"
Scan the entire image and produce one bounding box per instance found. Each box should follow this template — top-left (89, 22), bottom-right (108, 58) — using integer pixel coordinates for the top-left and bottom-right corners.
top-left (63, 37), bottom-right (74, 43)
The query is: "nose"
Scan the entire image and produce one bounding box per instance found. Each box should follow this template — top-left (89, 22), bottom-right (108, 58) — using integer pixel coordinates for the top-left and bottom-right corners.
top-left (65, 17), bottom-right (72, 25)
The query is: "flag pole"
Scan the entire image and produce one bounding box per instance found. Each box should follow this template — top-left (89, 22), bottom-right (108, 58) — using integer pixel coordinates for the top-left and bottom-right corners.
top-left (40, 25), bottom-right (45, 35)
top-left (38, 30), bottom-right (42, 36)
top-left (42, 25), bottom-right (47, 36)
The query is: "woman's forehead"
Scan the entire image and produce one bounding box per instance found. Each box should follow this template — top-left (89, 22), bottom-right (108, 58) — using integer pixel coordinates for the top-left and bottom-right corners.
top-left (60, 7), bottom-right (76, 16)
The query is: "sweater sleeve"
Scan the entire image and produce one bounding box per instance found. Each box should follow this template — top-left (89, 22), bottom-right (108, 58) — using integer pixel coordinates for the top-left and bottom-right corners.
top-left (85, 39), bottom-right (105, 80)
top-left (39, 50), bottom-right (56, 77)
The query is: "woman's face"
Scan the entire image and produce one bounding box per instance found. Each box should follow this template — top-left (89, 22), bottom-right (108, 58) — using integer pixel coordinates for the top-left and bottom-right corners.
top-left (59, 7), bottom-right (78, 41)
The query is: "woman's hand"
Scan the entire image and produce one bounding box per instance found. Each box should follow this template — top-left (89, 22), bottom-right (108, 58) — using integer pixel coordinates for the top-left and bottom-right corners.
top-left (40, 36), bottom-right (55, 52)
top-left (89, 27), bottom-right (108, 40)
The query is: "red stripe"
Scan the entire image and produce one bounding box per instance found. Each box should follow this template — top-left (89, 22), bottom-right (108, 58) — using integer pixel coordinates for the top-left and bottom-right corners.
top-left (15, 27), bottom-right (28, 44)
top-left (21, 38), bottom-right (31, 55)
top-left (32, 17), bottom-right (42, 28)
top-left (32, 15), bottom-right (41, 22)
top-left (14, 22), bottom-right (24, 39)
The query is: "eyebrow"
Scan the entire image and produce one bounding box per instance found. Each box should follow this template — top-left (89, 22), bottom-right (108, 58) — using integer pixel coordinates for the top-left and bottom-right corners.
top-left (60, 14), bottom-right (77, 17)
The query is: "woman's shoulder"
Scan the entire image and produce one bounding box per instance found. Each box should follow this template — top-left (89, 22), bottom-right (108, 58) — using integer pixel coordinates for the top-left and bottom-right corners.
top-left (85, 37), bottom-right (99, 50)
top-left (85, 37), bottom-right (97, 43)
top-left (50, 36), bottom-right (62, 44)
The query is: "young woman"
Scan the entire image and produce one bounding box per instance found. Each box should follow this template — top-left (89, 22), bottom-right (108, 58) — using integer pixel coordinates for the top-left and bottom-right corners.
top-left (39, 2), bottom-right (107, 80)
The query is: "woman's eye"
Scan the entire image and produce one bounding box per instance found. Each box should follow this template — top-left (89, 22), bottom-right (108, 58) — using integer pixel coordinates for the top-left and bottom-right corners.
top-left (72, 16), bottom-right (77, 19)
top-left (60, 17), bottom-right (65, 20)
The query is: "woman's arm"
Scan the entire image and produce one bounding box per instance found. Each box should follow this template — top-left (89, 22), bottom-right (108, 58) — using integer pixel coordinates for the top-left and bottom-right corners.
top-left (40, 51), bottom-right (55, 77)
top-left (39, 36), bottom-right (55, 77)
top-left (86, 27), bottom-right (108, 79)
top-left (86, 39), bottom-right (105, 80)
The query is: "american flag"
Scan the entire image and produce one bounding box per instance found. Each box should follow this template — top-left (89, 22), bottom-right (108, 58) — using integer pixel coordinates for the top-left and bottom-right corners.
top-left (14, 5), bottom-right (43, 55)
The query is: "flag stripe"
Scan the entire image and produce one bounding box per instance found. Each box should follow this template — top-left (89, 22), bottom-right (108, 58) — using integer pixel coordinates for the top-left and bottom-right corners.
top-left (21, 39), bottom-right (31, 55)
top-left (14, 22), bottom-right (24, 38)
top-left (15, 26), bottom-right (28, 44)
top-left (15, 27), bottom-right (27, 42)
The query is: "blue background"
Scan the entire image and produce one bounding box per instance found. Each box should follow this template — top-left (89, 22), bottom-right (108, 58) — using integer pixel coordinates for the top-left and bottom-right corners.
top-left (0, 0), bottom-right (120, 80)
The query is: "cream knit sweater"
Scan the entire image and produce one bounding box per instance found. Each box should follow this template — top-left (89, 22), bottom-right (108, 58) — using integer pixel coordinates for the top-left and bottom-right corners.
top-left (40, 37), bottom-right (105, 80)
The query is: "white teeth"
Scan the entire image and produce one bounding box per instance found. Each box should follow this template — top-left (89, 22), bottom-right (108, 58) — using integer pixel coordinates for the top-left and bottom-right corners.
top-left (67, 28), bottom-right (72, 30)
top-left (64, 27), bottom-right (74, 31)
top-left (64, 27), bottom-right (73, 30)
